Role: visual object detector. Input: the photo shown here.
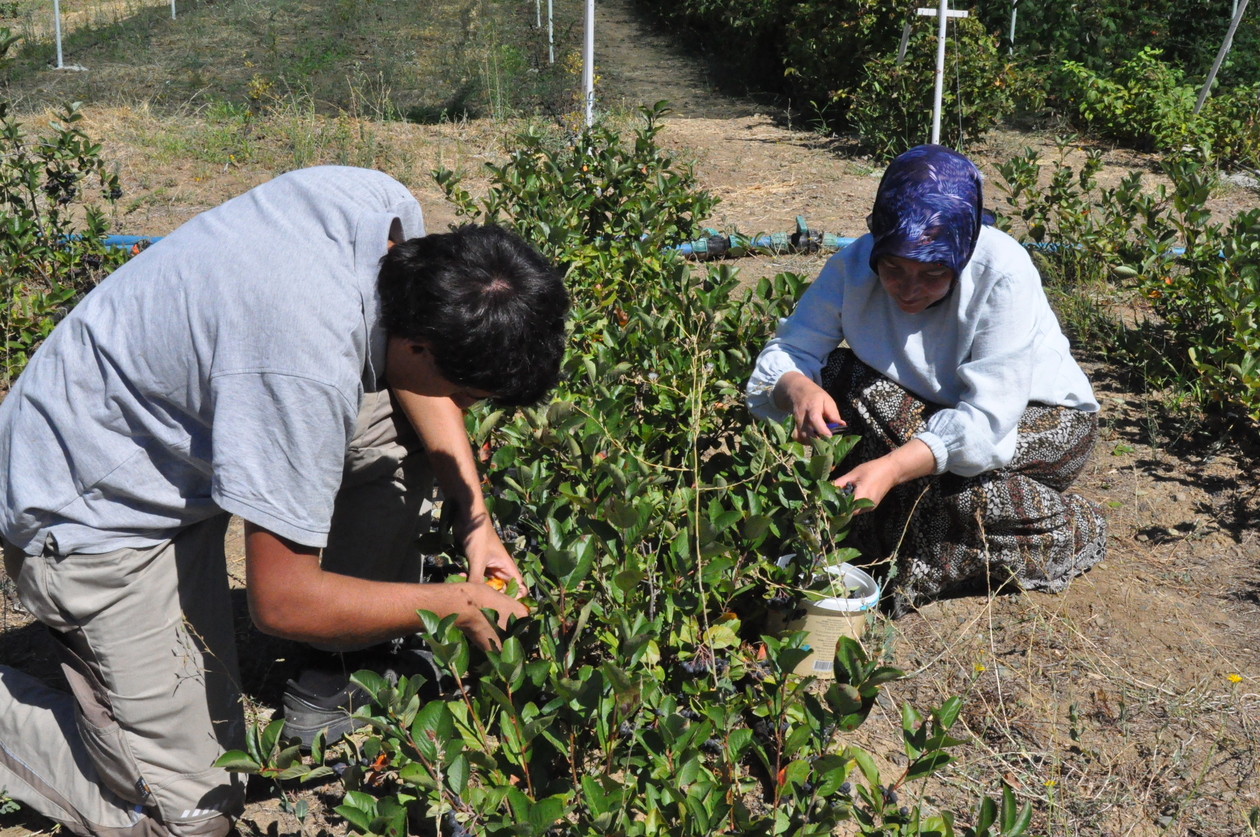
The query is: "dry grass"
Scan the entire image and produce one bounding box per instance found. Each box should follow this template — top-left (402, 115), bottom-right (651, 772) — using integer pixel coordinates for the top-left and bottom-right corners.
top-left (1, 0), bottom-right (582, 123)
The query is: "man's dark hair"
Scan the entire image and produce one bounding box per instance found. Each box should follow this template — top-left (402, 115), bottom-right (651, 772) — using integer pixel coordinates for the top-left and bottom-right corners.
top-left (378, 224), bottom-right (569, 406)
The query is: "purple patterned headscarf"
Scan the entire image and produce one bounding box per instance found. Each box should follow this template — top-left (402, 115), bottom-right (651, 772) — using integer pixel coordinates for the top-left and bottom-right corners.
top-left (867, 145), bottom-right (988, 280)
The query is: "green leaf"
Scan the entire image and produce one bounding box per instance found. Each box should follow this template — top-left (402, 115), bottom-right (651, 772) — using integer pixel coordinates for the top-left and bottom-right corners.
top-left (350, 669), bottom-right (390, 699)
top-left (851, 748), bottom-right (880, 789)
top-left (302, 765), bottom-right (335, 783)
top-left (975, 795), bottom-right (998, 836)
top-left (834, 636), bottom-right (869, 684)
top-left (935, 696), bottom-right (963, 729)
top-left (447, 754), bottom-right (470, 795)
top-left (613, 569), bottom-right (646, 592)
top-left (906, 750), bottom-right (953, 780)
top-left (411, 700), bottom-right (454, 763)
top-left (334, 804), bottom-right (374, 834)
top-left (274, 763), bottom-right (313, 781)
top-left (310, 728), bottom-right (325, 765)
top-left (259, 719), bottom-right (285, 760)
top-left (212, 750), bottom-right (261, 773)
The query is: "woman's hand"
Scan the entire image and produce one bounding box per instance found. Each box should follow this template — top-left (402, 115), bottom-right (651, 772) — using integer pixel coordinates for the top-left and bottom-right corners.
top-left (773, 371), bottom-right (845, 443)
top-left (832, 438), bottom-right (937, 512)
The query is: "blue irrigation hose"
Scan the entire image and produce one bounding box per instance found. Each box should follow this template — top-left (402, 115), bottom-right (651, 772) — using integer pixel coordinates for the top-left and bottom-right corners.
top-left (103, 223), bottom-right (1192, 259)
top-left (102, 235), bottom-right (162, 252)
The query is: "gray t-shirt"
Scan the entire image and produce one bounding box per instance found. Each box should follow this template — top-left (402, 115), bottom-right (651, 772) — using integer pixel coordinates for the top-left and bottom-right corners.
top-left (0, 166), bottom-right (424, 555)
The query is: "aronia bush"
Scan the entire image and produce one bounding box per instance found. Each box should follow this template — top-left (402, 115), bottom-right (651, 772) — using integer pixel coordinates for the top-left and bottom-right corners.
top-left (220, 105), bottom-right (1036, 837)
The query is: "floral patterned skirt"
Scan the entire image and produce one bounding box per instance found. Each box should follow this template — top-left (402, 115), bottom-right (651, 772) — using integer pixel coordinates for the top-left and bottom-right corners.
top-left (821, 348), bottom-right (1107, 615)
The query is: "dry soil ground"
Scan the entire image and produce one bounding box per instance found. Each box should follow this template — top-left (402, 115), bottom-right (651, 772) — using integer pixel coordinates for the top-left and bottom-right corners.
top-left (2, 0), bottom-right (1260, 834)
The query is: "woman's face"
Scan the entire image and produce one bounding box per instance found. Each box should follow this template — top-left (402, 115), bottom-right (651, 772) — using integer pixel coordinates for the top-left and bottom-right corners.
top-left (876, 256), bottom-right (955, 314)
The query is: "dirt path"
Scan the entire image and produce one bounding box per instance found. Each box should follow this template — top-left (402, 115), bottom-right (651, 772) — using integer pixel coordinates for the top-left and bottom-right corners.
top-left (593, 0), bottom-right (758, 119)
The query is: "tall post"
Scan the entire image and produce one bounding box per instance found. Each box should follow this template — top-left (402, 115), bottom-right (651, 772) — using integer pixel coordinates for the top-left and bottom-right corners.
top-left (930, 0), bottom-right (948, 144)
top-left (583, 0), bottom-right (595, 126)
top-left (535, 0), bottom-right (540, 29)
top-left (1194, 0), bottom-right (1250, 114)
top-left (918, 2), bottom-right (969, 144)
top-left (547, 0), bottom-right (554, 63)
top-left (171, 0), bottom-right (176, 19)
top-left (896, 20), bottom-right (912, 64)
top-left (1008, 0), bottom-right (1017, 53)
top-left (52, 0), bottom-right (63, 68)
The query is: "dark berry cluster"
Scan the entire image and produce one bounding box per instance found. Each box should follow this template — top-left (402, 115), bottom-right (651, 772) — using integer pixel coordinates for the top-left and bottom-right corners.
top-left (766, 592), bottom-right (795, 611)
top-left (679, 659), bottom-right (708, 675)
top-left (43, 170), bottom-right (78, 206)
top-left (443, 810), bottom-right (473, 837)
top-left (752, 717), bottom-right (790, 741)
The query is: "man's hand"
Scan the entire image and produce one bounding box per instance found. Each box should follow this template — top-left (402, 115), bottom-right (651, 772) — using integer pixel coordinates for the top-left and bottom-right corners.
top-left (245, 524), bottom-right (527, 651)
top-left (450, 580), bottom-right (530, 649)
top-left (773, 371), bottom-right (845, 443)
top-left (458, 513), bottom-right (526, 592)
top-left (832, 438), bottom-right (937, 513)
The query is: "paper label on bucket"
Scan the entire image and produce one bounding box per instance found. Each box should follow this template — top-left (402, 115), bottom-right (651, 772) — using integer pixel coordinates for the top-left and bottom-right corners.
top-left (780, 604), bottom-right (868, 680)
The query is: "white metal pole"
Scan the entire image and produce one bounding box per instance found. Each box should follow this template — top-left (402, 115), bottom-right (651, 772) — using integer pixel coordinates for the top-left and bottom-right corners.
top-left (170, 0), bottom-right (176, 19)
top-left (52, 0), bottom-right (63, 68)
top-left (1194, 0), bottom-right (1250, 113)
top-left (583, 0), bottom-right (594, 126)
top-left (1008, 0), bottom-right (1017, 53)
top-left (547, 0), bottom-right (554, 63)
top-left (896, 20), bottom-right (912, 64)
top-left (535, 0), bottom-right (540, 29)
top-left (931, 0), bottom-right (948, 144)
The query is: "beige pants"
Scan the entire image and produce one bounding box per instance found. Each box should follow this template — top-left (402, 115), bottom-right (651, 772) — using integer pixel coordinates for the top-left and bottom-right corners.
top-left (0, 390), bottom-right (433, 837)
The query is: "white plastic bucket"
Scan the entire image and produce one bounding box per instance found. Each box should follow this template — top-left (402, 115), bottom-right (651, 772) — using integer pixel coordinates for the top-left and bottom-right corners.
top-left (771, 559), bottom-right (881, 679)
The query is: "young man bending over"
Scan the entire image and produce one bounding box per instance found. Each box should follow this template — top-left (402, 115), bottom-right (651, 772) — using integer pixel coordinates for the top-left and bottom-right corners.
top-left (0, 166), bottom-right (568, 837)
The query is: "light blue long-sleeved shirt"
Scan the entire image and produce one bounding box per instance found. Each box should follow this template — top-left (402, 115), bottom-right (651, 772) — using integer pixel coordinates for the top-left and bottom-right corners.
top-left (746, 226), bottom-right (1098, 477)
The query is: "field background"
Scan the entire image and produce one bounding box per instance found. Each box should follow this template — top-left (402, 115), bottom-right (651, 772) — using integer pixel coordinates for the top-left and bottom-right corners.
top-left (0, 0), bottom-right (1259, 834)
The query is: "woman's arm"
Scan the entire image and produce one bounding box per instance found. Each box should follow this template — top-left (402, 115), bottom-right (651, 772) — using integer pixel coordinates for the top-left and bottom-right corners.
top-left (920, 253), bottom-right (1040, 477)
top-left (832, 438), bottom-right (936, 511)
top-left (747, 253), bottom-right (852, 425)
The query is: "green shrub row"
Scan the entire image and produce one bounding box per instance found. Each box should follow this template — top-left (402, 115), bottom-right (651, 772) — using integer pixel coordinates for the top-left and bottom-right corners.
top-left (0, 62), bottom-right (126, 385)
top-left (848, 18), bottom-right (1016, 161)
top-left (635, 0), bottom-right (1258, 162)
top-left (967, 0), bottom-right (1260, 86)
top-left (1056, 48), bottom-right (1260, 168)
top-left (637, 0), bottom-right (1016, 156)
top-left (994, 139), bottom-right (1260, 423)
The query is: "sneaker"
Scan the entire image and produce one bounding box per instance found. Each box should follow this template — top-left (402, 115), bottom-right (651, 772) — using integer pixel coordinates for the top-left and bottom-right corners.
top-left (281, 668), bottom-right (370, 751)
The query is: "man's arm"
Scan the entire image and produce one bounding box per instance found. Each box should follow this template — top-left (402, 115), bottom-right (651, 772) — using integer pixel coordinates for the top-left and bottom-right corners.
top-left (244, 523), bottom-right (526, 650)
top-left (390, 389), bottom-right (525, 589)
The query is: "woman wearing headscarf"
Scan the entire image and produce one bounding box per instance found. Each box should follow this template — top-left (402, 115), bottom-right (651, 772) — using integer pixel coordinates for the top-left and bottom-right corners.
top-left (746, 145), bottom-right (1106, 613)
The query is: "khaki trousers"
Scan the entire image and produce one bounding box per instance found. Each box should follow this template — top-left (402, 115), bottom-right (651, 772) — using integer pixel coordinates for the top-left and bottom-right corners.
top-left (0, 390), bottom-right (434, 837)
